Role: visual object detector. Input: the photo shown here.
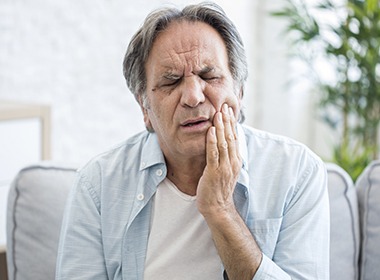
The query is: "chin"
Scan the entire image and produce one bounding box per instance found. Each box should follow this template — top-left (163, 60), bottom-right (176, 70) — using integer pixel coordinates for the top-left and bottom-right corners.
top-left (182, 143), bottom-right (206, 157)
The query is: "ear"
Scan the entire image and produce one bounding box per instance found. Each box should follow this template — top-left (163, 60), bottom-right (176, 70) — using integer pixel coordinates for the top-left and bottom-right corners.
top-left (138, 94), bottom-right (154, 132)
top-left (236, 86), bottom-right (244, 122)
top-left (238, 86), bottom-right (244, 103)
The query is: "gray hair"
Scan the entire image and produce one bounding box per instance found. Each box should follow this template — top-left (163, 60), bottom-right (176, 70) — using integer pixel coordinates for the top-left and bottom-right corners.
top-left (123, 2), bottom-right (248, 122)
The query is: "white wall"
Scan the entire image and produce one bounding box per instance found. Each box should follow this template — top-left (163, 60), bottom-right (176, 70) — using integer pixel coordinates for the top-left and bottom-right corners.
top-left (249, 2), bottom-right (335, 158)
top-left (0, 0), bottom-right (333, 166)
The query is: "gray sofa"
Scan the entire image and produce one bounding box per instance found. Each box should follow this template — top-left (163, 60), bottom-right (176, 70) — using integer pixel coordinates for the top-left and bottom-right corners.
top-left (6, 161), bottom-right (380, 279)
top-left (356, 161), bottom-right (380, 279)
top-left (6, 163), bottom-right (77, 280)
top-left (326, 160), bottom-right (380, 280)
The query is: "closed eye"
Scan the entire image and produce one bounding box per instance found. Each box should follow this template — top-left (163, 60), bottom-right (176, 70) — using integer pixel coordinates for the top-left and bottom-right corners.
top-left (198, 66), bottom-right (220, 82)
top-left (161, 75), bottom-right (182, 87)
top-left (201, 76), bottom-right (219, 81)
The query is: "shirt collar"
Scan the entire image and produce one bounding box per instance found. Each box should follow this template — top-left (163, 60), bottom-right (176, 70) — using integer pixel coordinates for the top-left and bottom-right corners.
top-left (139, 125), bottom-right (250, 187)
top-left (139, 132), bottom-right (166, 171)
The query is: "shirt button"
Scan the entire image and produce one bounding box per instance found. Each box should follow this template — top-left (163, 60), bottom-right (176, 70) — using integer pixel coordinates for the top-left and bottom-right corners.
top-left (137, 193), bottom-right (144, 201)
top-left (156, 169), bottom-right (163, 176)
top-left (141, 162), bottom-right (146, 168)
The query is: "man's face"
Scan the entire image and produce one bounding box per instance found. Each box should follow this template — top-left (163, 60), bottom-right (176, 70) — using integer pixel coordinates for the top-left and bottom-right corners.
top-left (142, 20), bottom-right (241, 159)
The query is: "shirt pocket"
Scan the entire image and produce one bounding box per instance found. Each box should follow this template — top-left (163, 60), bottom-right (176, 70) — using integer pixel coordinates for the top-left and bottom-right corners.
top-left (248, 217), bottom-right (283, 259)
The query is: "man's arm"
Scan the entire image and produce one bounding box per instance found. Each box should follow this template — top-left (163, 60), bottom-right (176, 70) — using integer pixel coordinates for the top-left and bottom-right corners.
top-left (197, 104), bottom-right (262, 279)
top-left (197, 103), bottom-right (329, 279)
top-left (200, 196), bottom-right (262, 279)
top-left (56, 173), bottom-right (108, 279)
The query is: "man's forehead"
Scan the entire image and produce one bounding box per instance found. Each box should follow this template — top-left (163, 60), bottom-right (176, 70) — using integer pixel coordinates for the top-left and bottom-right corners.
top-left (151, 21), bottom-right (227, 56)
top-left (146, 20), bottom-right (229, 77)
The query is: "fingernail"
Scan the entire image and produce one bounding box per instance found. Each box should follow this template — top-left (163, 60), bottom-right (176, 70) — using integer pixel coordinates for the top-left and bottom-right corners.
top-left (217, 112), bottom-right (222, 122)
top-left (229, 107), bottom-right (234, 117)
top-left (210, 126), bottom-right (216, 136)
top-left (222, 103), bottom-right (228, 114)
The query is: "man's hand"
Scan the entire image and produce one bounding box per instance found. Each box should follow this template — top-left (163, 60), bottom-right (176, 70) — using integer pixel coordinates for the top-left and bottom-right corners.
top-left (197, 103), bottom-right (262, 280)
top-left (196, 103), bottom-right (242, 217)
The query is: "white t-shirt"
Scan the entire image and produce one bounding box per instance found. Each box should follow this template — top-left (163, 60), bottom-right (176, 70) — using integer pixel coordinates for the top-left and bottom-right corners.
top-left (143, 178), bottom-right (223, 279)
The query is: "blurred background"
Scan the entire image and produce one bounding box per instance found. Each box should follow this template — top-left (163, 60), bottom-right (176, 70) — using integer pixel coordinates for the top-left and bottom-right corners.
top-left (0, 0), bottom-right (335, 167)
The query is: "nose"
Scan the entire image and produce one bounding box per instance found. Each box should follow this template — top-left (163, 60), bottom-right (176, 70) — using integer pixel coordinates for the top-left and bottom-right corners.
top-left (179, 76), bottom-right (205, 108)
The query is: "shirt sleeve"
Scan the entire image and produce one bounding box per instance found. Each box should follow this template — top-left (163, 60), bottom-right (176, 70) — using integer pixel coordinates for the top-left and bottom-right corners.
top-left (55, 171), bottom-right (108, 280)
top-left (253, 159), bottom-right (330, 280)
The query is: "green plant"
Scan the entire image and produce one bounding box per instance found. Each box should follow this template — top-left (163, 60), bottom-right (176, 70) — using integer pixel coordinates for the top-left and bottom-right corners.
top-left (272, 0), bottom-right (380, 181)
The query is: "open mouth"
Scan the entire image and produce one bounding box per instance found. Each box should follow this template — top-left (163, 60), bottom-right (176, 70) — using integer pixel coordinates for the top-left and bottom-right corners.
top-left (180, 117), bottom-right (210, 130)
top-left (184, 120), bottom-right (206, 127)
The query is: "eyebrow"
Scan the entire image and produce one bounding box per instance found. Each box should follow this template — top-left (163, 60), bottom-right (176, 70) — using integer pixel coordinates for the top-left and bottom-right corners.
top-left (197, 66), bottom-right (215, 75)
top-left (160, 66), bottom-right (217, 80)
top-left (162, 72), bottom-right (182, 80)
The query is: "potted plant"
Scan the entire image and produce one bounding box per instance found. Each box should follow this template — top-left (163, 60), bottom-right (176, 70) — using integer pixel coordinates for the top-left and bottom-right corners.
top-left (272, 0), bottom-right (380, 180)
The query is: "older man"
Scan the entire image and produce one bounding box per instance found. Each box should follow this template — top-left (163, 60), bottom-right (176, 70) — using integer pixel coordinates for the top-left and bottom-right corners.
top-left (56, 2), bottom-right (329, 280)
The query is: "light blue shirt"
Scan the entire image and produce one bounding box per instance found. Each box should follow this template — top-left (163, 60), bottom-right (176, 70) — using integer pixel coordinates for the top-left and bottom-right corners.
top-left (56, 124), bottom-right (329, 279)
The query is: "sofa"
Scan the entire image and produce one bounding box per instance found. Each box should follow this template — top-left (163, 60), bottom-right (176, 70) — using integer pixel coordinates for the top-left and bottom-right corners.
top-left (5, 160), bottom-right (380, 279)
top-left (6, 163), bottom-right (77, 280)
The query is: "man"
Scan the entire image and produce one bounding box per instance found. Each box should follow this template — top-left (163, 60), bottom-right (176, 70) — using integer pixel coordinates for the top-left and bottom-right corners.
top-left (56, 2), bottom-right (329, 279)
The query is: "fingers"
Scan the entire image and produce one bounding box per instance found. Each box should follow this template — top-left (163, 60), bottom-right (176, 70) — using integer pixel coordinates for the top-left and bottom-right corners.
top-left (228, 107), bottom-right (240, 158)
top-left (207, 103), bottom-right (240, 166)
top-left (206, 126), bottom-right (219, 168)
top-left (214, 110), bottom-right (229, 162)
top-left (222, 104), bottom-right (239, 161)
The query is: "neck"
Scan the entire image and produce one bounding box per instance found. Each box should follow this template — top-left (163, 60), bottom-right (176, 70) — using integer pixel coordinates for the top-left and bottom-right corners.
top-left (165, 156), bottom-right (205, 196)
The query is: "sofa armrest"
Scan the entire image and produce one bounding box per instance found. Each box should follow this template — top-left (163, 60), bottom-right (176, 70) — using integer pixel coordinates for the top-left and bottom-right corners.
top-left (6, 163), bottom-right (77, 280)
top-left (356, 160), bottom-right (380, 280)
top-left (326, 163), bottom-right (360, 280)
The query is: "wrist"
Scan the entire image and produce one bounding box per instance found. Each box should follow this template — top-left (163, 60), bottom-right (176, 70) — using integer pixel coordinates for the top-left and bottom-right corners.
top-left (200, 203), bottom-right (239, 226)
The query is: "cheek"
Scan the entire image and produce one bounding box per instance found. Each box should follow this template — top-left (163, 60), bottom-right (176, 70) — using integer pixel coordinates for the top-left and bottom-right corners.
top-left (206, 85), bottom-right (240, 112)
top-left (147, 106), bottom-right (162, 126)
top-left (147, 97), bottom-right (176, 129)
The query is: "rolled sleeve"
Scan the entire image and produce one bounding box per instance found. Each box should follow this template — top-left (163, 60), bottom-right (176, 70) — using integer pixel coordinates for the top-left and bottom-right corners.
top-left (56, 172), bottom-right (108, 279)
top-left (253, 254), bottom-right (291, 280)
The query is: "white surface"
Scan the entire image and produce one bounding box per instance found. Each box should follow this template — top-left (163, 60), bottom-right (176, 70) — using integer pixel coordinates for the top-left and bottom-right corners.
top-left (0, 118), bottom-right (41, 183)
top-left (0, 184), bottom-right (10, 246)
top-left (0, 118), bottom-right (41, 246)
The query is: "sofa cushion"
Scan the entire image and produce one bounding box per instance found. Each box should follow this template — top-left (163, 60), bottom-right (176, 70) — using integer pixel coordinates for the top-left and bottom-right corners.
top-left (6, 163), bottom-right (77, 280)
top-left (326, 163), bottom-right (360, 280)
top-left (356, 160), bottom-right (380, 280)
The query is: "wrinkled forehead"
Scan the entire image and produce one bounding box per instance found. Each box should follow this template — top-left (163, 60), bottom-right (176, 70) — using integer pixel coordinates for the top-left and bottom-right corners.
top-left (153, 20), bottom-right (226, 50)
top-left (146, 20), bottom-right (229, 74)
